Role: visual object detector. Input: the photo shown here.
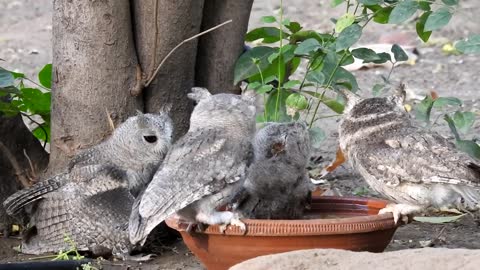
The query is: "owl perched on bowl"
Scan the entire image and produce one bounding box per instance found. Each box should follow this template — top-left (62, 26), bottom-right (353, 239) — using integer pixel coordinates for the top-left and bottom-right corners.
top-left (337, 85), bottom-right (480, 223)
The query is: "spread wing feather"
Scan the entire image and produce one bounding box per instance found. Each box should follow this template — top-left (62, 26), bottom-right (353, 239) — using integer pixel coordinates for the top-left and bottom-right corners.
top-left (129, 129), bottom-right (252, 244)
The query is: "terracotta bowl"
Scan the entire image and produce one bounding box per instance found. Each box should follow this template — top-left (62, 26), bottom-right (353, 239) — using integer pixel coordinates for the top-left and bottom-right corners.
top-left (165, 196), bottom-right (399, 270)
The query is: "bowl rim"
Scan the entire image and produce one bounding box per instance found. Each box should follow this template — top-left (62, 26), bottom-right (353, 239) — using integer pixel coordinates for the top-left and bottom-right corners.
top-left (165, 195), bottom-right (398, 236)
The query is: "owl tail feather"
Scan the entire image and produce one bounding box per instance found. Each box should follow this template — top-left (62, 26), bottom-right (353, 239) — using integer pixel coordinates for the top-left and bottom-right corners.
top-left (3, 177), bottom-right (63, 216)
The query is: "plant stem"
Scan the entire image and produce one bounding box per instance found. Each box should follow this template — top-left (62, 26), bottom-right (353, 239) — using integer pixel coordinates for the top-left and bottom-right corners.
top-left (308, 52), bottom-right (347, 128)
top-left (254, 63), bottom-right (268, 122)
top-left (274, 0), bottom-right (284, 122)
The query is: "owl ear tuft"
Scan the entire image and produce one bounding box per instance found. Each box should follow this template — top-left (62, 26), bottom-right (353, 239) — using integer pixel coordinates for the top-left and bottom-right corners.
top-left (136, 114), bottom-right (149, 129)
top-left (337, 89), bottom-right (361, 113)
top-left (188, 87), bottom-right (212, 103)
top-left (391, 83), bottom-right (407, 106)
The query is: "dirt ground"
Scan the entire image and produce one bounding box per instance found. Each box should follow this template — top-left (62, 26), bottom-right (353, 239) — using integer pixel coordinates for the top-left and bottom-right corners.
top-left (1, 0), bottom-right (480, 269)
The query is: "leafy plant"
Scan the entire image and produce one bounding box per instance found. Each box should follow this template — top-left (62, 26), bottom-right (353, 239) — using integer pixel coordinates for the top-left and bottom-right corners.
top-left (235, 0), bottom-right (478, 151)
top-left (0, 64), bottom-right (52, 145)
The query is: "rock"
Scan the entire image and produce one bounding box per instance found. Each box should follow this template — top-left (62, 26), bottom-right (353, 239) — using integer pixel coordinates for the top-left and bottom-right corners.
top-left (230, 248), bottom-right (480, 270)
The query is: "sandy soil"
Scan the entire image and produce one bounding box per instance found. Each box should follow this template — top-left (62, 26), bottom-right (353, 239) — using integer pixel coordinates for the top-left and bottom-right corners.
top-left (1, 0), bottom-right (479, 269)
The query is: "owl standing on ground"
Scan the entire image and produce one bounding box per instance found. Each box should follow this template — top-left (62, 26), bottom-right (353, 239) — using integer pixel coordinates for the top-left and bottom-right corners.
top-left (230, 122), bottom-right (313, 219)
top-left (337, 86), bottom-right (480, 223)
top-left (129, 87), bottom-right (256, 246)
top-left (3, 112), bottom-right (173, 258)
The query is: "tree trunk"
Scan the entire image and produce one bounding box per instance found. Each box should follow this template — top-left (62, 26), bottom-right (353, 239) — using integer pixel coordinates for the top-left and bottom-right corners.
top-left (50, 0), bottom-right (142, 172)
top-left (0, 113), bottom-right (49, 235)
top-left (132, 0), bottom-right (205, 140)
top-left (195, 0), bottom-right (254, 95)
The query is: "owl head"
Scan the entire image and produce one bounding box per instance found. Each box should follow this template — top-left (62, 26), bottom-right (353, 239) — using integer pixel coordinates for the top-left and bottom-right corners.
top-left (338, 85), bottom-right (411, 150)
top-left (188, 87), bottom-right (256, 136)
top-left (254, 122), bottom-right (311, 167)
top-left (111, 111), bottom-right (173, 165)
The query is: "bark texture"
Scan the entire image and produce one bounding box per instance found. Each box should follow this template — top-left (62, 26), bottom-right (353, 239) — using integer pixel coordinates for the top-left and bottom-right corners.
top-left (50, 0), bottom-right (141, 172)
top-left (132, 0), bottom-right (205, 140)
top-left (0, 113), bottom-right (48, 236)
top-left (195, 0), bottom-right (254, 94)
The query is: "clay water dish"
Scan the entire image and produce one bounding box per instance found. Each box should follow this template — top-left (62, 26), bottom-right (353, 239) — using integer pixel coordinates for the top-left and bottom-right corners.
top-left (165, 195), bottom-right (399, 270)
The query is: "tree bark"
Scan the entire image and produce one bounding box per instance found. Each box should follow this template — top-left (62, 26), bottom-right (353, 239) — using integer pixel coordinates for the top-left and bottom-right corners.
top-left (195, 0), bottom-right (254, 95)
top-left (132, 0), bottom-right (205, 140)
top-left (50, 0), bottom-right (141, 172)
top-left (0, 113), bottom-right (49, 235)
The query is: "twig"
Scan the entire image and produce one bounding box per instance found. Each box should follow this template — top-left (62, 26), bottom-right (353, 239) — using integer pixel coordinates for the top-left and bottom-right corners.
top-left (0, 141), bottom-right (31, 188)
top-left (23, 148), bottom-right (36, 179)
top-left (105, 108), bottom-right (115, 132)
top-left (21, 113), bottom-right (48, 149)
top-left (144, 19), bottom-right (233, 87)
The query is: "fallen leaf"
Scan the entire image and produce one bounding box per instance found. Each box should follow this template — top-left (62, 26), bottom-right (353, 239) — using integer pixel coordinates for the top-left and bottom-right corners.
top-left (413, 214), bottom-right (466, 224)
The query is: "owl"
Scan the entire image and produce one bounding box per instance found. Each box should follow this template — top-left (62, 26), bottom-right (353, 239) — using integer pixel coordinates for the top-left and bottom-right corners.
top-left (338, 86), bottom-right (480, 223)
top-left (3, 112), bottom-right (173, 258)
top-left (230, 122), bottom-right (313, 219)
top-left (129, 87), bottom-right (256, 245)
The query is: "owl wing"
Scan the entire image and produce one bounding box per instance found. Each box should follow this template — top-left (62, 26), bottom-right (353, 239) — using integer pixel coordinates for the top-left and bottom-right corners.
top-left (355, 130), bottom-right (480, 187)
top-left (129, 128), bottom-right (252, 244)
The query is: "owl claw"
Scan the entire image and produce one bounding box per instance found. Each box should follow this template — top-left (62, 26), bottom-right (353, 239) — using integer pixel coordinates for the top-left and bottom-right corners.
top-left (378, 203), bottom-right (421, 225)
top-left (219, 215), bottom-right (246, 234)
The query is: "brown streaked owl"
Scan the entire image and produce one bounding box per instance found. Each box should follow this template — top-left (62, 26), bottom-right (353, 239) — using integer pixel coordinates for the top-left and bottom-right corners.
top-left (3, 113), bottom-right (173, 258)
top-left (230, 122), bottom-right (313, 219)
top-left (129, 87), bottom-right (256, 246)
top-left (338, 86), bottom-right (480, 223)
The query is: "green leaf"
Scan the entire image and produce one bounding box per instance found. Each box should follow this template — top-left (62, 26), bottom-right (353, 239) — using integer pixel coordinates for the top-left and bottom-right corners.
top-left (0, 86), bottom-right (21, 95)
top-left (10, 71), bottom-right (25, 79)
top-left (418, 1), bottom-right (431, 11)
top-left (335, 13), bottom-right (355, 33)
top-left (245, 27), bottom-right (289, 43)
top-left (234, 46), bottom-right (276, 84)
top-left (247, 82), bottom-right (261, 90)
top-left (456, 140), bottom-right (480, 160)
top-left (285, 21), bottom-right (302, 33)
top-left (358, 0), bottom-right (383, 5)
top-left (441, 0), bottom-right (458, 6)
top-left (303, 90), bottom-right (345, 114)
top-left (444, 113), bottom-right (460, 141)
top-left (309, 127), bottom-right (326, 148)
top-left (0, 100), bottom-right (20, 116)
top-left (283, 80), bottom-right (301, 89)
top-left (388, 0), bottom-right (419, 24)
top-left (294, 38), bottom-right (322, 55)
top-left (0, 67), bottom-right (15, 88)
top-left (416, 12), bottom-right (433, 42)
top-left (351, 48), bottom-right (381, 62)
top-left (413, 214), bottom-right (465, 224)
top-left (371, 52), bottom-right (392, 64)
top-left (372, 83), bottom-right (386, 96)
top-left (285, 93), bottom-right (308, 110)
top-left (455, 35), bottom-right (480, 54)
top-left (305, 69), bottom-right (326, 85)
top-left (335, 24), bottom-right (362, 51)
top-left (391, 44), bottom-right (409, 62)
top-left (32, 123), bottom-right (50, 142)
top-left (265, 88), bottom-right (292, 122)
top-left (373, 6), bottom-right (393, 24)
top-left (20, 88), bottom-right (51, 114)
top-left (424, 7), bottom-right (452, 32)
top-left (261, 16), bottom-right (276, 23)
top-left (331, 0), bottom-right (345, 7)
top-left (414, 95), bottom-right (434, 123)
top-left (453, 111), bottom-right (475, 134)
top-left (432, 97), bottom-right (462, 108)
top-left (256, 84), bottom-right (274, 94)
top-left (38, 64), bottom-right (52, 89)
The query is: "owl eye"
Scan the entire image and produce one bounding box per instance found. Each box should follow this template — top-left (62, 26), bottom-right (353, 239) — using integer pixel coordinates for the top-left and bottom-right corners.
top-left (143, 135), bottom-right (158, 143)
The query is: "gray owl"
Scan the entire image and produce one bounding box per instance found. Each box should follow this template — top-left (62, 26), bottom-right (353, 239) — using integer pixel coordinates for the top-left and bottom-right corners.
top-left (230, 122), bottom-right (313, 219)
top-left (129, 87), bottom-right (256, 245)
top-left (338, 86), bottom-right (480, 223)
top-left (3, 112), bottom-right (173, 258)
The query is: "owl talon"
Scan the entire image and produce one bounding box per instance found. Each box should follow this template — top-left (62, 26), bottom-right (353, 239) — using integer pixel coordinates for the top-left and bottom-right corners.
top-left (219, 216), bottom-right (246, 234)
top-left (379, 204), bottom-right (422, 225)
